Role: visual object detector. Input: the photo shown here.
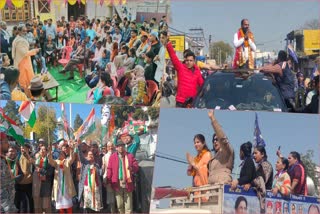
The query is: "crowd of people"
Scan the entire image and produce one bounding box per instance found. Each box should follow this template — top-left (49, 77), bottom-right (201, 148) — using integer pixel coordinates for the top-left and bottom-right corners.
top-left (0, 124), bottom-right (146, 213)
top-left (186, 110), bottom-right (308, 213)
top-left (0, 13), bottom-right (168, 106)
top-left (161, 19), bottom-right (319, 113)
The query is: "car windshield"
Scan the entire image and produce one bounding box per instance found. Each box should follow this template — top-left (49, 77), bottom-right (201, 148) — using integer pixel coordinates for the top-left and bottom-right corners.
top-left (194, 72), bottom-right (286, 111)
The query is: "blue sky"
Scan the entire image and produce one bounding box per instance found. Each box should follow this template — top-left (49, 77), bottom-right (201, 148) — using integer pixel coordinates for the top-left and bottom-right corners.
top-left (152, 108), bottom-right (320, 193)
top-left (170, 0), bottom-right (319, 52)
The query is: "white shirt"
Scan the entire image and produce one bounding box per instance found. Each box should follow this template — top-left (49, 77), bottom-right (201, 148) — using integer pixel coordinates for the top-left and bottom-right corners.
top-left (92, 47), bottom-right (105, 62)
top-left (154, 45), bottom-right (165, 82)
top-left (233, 32), bottom-right (256, 60)
top-left (112, 33), bottom-right (122, 45)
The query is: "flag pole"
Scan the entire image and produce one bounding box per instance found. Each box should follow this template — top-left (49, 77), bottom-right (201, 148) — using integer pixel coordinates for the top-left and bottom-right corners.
top-left (69, 103), bottom-right (72, 129)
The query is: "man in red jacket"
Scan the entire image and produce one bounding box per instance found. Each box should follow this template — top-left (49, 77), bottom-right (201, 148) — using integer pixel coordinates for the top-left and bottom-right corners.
top-left (166, 39), bottom-right (204, 107)
top-left (107, 140), bottom-right (139, 213)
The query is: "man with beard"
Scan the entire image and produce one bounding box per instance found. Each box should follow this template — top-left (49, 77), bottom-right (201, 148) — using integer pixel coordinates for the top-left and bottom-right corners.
top-left (233, 19), bottom-right (256, 69)
top-left (0, 131), bottom-right (18, 213)
top-left (12, 25), bottom-right (40, 96)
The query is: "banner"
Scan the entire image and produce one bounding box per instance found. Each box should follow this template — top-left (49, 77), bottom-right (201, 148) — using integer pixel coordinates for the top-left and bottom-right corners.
top-left (303, 30), bottom-right (320, 56)
top-left (223, 185), bottom-right (320, 214)
top-left (165, 35), bottom-right (185, 60)
top-left (11, 0), bottom-right (24, 8)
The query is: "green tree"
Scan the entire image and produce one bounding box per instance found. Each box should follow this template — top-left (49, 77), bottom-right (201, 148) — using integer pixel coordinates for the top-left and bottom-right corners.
top-left (147, 107), bottom-right (160, 120)
top-left (113, 106), bottom-right (135, 127)
top-left (2, 100), bottom-right (22, 125)
top-left (23, 105), bottom-right (57, 145)
top-left (132, 108), bottom-right (148, 121)
top-left (209, 41), bottom-right (233, 65)
top-left (73, 114), bottom-right (83, 132)
top-left (301, 150), bottom-right (319, 196)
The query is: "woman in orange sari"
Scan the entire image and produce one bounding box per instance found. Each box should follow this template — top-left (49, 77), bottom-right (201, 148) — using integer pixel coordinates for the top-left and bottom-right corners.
top-left (187, 134), bottom-right (212, 202)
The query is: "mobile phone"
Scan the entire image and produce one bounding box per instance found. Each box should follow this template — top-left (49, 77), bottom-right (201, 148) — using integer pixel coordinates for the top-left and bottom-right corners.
top-left (278, 146), bottom-right (281, 150)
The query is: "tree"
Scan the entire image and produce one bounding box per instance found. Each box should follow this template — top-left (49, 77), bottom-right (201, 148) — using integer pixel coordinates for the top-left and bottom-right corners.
top-left (147, 107), bottom-right (160, 120)
top-left (132, 108), bottom-right (148, 121)
top-left (301, 19), bottom-right (319, 30)
top-left (113, 106), bottom-right (135, 127)
top-left (209, 41), bottom-right (233, 65)
top-left (2, 100), bottom-right (21, 125)
top-left (73, 114), bottom-right (83, 132)
top-left (23, 105), bottom-right (57, 145)
top-left (301, 150), bottom-right (319, 196)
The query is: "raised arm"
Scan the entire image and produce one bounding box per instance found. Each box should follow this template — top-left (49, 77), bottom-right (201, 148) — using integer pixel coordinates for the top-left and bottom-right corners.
top-left (208, 110), bottom-right (226, 144)
top-left (47, 147), bottom-right (57, 168)
top-left (78, 144), bottom-right (88, 165)
top-left (166, 41), bottom-right (183, 73)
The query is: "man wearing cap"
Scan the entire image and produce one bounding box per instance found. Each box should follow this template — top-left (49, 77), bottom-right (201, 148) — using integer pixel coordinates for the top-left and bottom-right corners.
top-left (0, 131), bottom-right (19, 213)
top-left (29, 76), bottom-right (46, 101)
top-left (16, 143), bottom-right (34, 213)
top-left (107, 140), bottom-right (139, 214)
top-left (117, 125), bottom-right (141, 157)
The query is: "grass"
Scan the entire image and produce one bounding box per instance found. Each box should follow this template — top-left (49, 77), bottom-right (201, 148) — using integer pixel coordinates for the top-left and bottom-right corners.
top-left (45, 65), bottom-right (90, 103)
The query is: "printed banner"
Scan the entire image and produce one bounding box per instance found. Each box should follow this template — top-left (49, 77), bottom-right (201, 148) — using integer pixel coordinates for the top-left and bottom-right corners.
top-left (223, 185), bottom-right (320, 214)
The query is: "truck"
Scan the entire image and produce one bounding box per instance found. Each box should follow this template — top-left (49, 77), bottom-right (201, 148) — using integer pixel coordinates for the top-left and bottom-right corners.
top-left (150, 184), bottom-right (320, 214)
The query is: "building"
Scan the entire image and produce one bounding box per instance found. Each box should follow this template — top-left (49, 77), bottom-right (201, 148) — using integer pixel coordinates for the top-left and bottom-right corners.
top-left (286, 29), bottom-right (320, 76)
top-left (0, 0), bottom-right (170, 25)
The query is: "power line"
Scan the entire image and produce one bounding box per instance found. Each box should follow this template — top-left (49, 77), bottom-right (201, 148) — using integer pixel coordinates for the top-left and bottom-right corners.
top-left (157, 151), bottom-right (186, 162)
top-left (155, 154), bottom-right (188, 164)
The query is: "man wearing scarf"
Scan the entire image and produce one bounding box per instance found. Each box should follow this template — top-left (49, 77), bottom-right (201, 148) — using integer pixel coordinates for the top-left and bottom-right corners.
top-left (233, 19), bottom-right (256, 69)
top-left (0, 131), bottom-right (18, 213)
top-left (107, 140), bottom-right (139, 214)
top-left (17, 143), bottom-right (34, 213)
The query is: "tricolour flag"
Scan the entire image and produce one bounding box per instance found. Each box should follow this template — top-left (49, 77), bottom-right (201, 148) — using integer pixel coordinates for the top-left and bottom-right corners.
top-left (74, 108), bottom-right (95, 140)
top-left (19, 101), bottom-right (36, 128)
top-left (253, 113), bottom-right (266, 148)
top-left (0, 108), bottom-right (25, 145)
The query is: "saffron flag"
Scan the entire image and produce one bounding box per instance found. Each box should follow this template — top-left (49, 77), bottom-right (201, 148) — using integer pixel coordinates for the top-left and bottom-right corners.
top-left (74, 108), bottom-right (95, 140)
top-left (19, 101), bottom-right (36, 128)
top-left (0, 108), bottom-right (25, 146)
top-left (253, 113), bottom-right (266, 148)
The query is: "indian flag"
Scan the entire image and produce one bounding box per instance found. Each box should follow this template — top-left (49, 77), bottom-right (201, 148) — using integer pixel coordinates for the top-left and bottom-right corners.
top-left (19, 101), bottom-right (36, 128)
top-left (74, 108), bottom-right (95, 140)
top-left (0, 109), bottom-right (25, 145)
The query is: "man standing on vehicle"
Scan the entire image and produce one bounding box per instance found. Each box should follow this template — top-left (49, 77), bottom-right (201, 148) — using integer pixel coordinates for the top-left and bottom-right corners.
top-left (165, 35), bottom-right (204, 107)
top-left (233, 19), bottom-right (256, 69)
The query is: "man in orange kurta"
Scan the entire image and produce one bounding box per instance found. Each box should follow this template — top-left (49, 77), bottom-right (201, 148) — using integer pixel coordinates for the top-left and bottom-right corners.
top-left (12, 26), bottom-right (40, 94)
